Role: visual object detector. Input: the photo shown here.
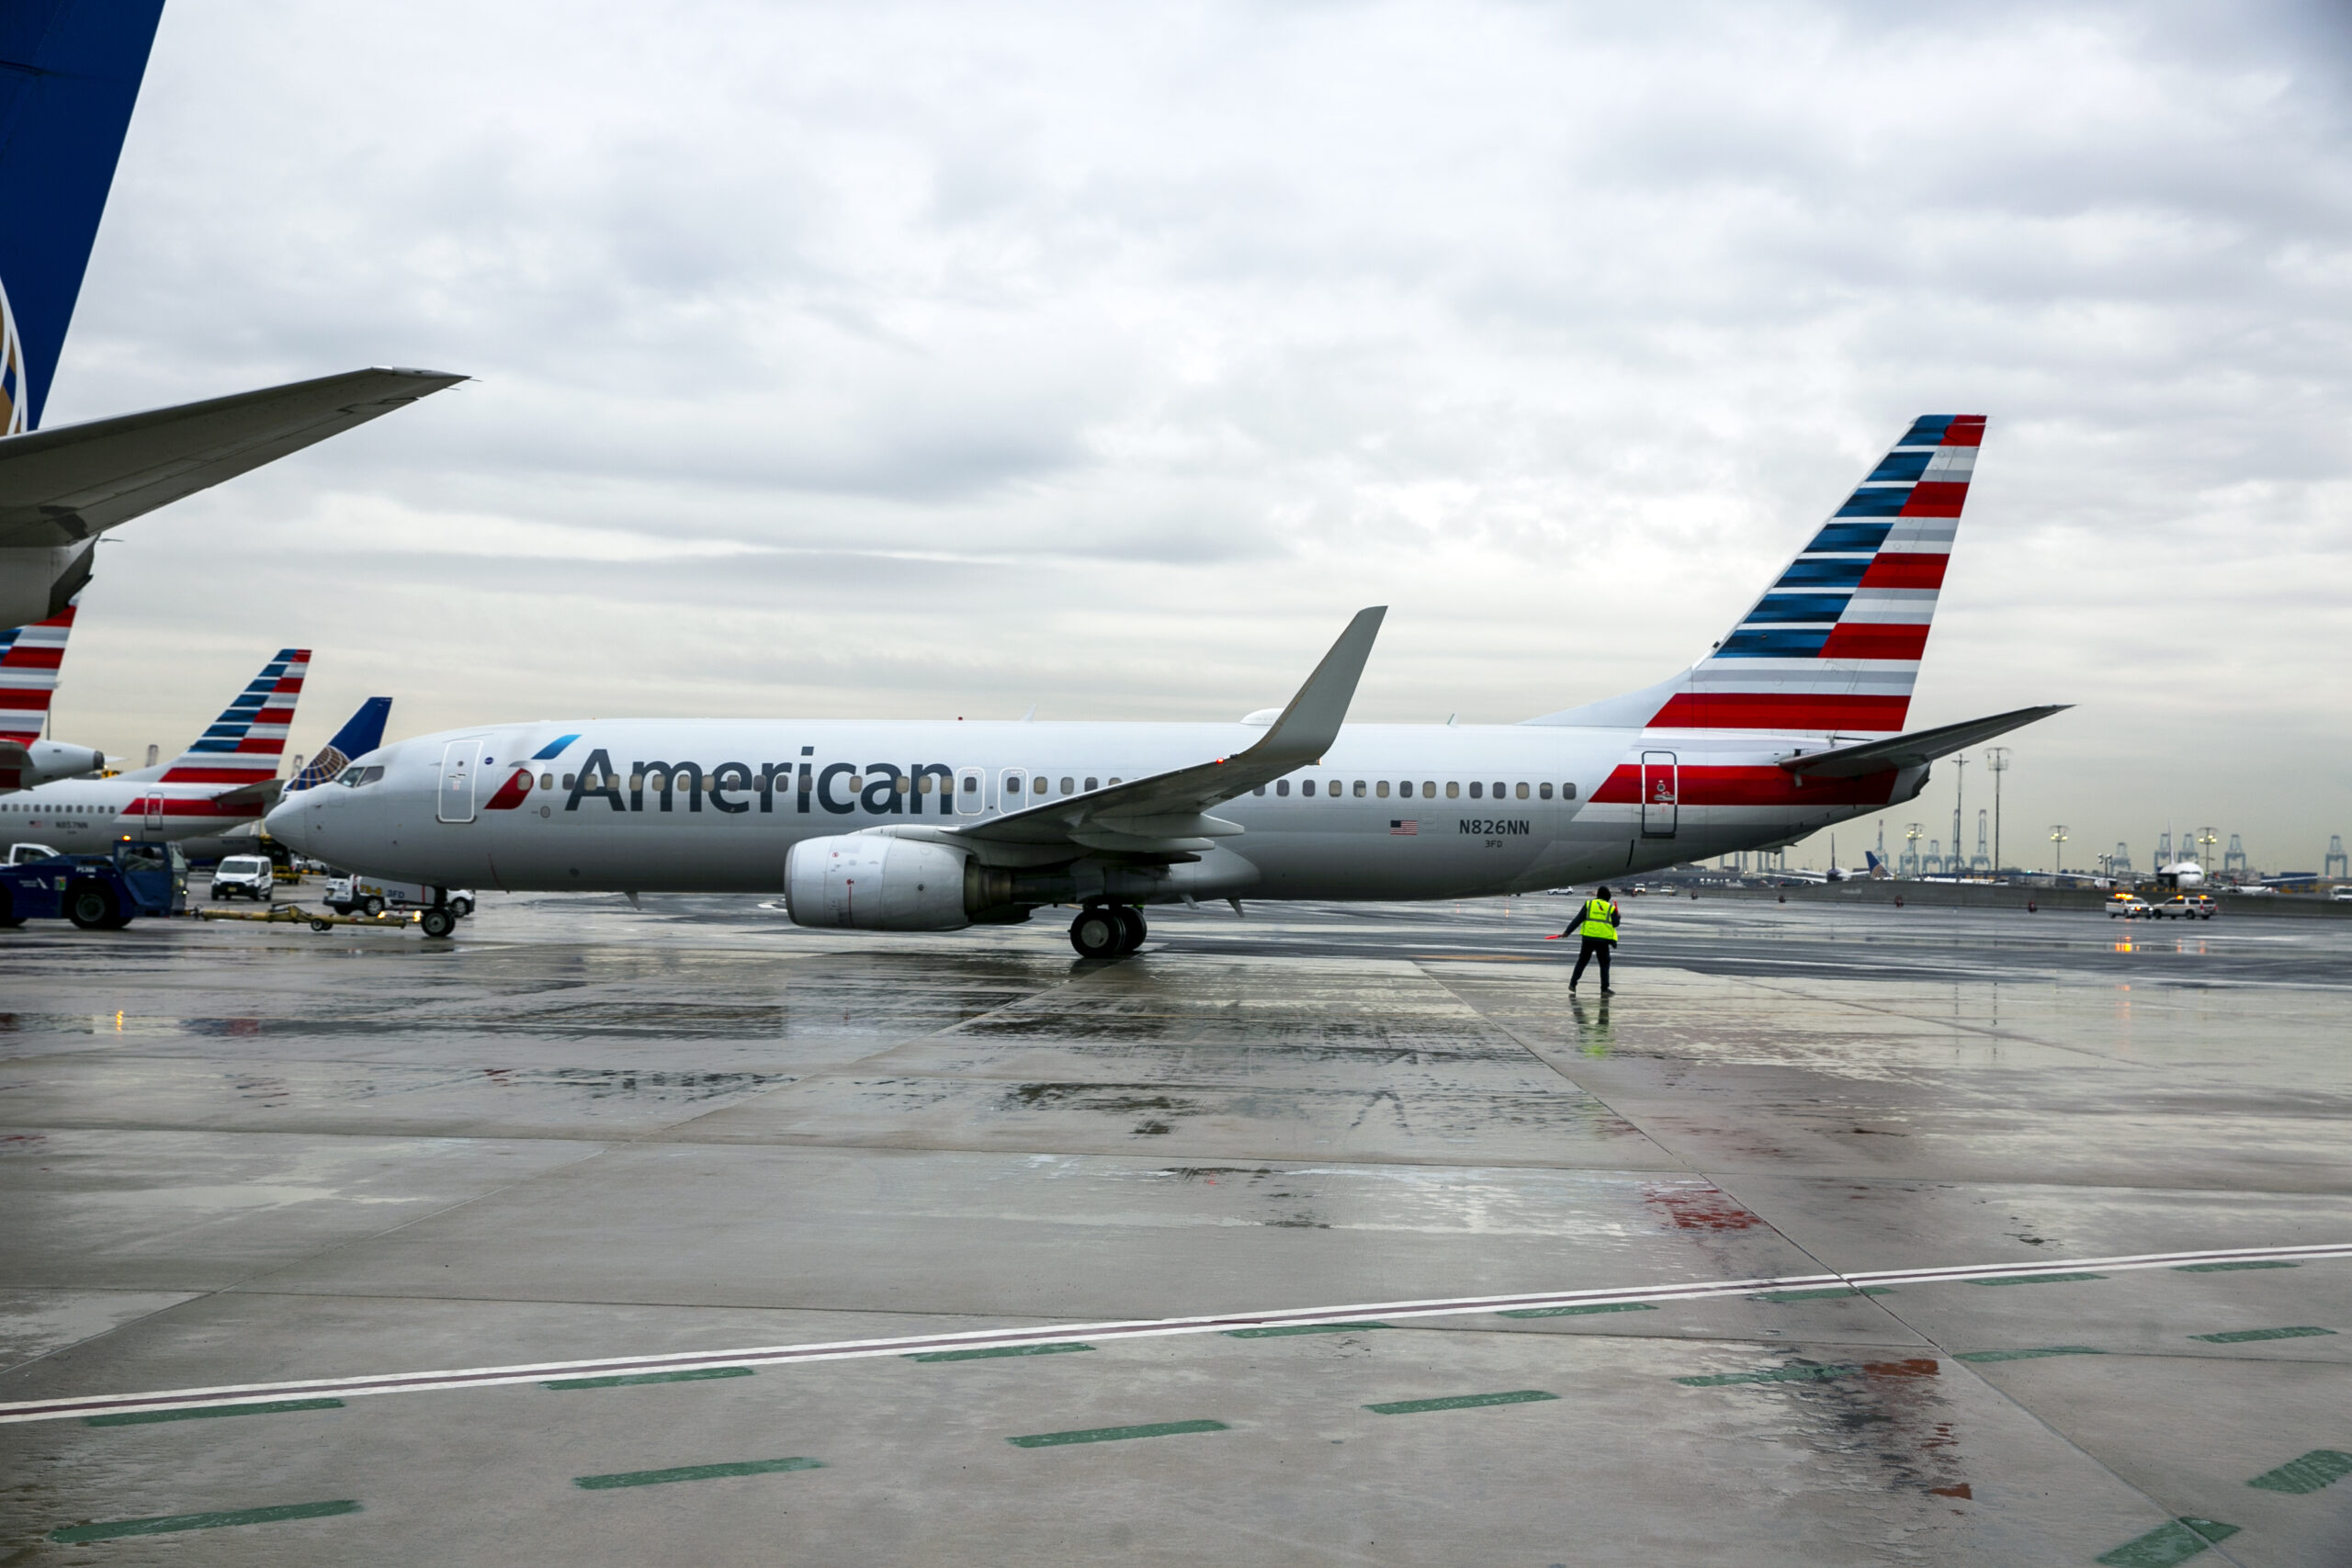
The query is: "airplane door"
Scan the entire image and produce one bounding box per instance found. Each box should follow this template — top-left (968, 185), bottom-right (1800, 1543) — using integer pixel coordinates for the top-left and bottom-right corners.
top-left (142, 793), bottom-right (162, 832)
top-left (956, 766), bottom-right (986, 816)
top-left (438, 741), bottom-right (480, 824)
top-left (1640, 750), bottom-right (1678, 839)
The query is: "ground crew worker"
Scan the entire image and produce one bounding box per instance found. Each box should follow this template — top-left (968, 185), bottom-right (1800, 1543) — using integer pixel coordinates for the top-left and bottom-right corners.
top-left (1562, 885), bottom-right (1620, 993)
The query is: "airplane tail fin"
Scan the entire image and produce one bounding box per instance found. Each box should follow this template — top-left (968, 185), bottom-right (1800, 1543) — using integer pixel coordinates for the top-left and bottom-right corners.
top-left (0, 592), bottom-right (76, 744)
top-left (0, 1), bottom-right (164, 434)
top-left (287, 696), bottom-right (392, 792)
top-left (157, 649), bottom-right (311, 790)
top-left (1523, 416), bottom-right (1984, 736)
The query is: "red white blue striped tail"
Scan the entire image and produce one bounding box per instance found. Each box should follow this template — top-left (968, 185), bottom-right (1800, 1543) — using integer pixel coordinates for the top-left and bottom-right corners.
top-left (157, 649), bottom-right (310, 786)
top-left (0, 595), bottom-right (77, 746)
top-left (1648, 415), bottom-right (1983, 737)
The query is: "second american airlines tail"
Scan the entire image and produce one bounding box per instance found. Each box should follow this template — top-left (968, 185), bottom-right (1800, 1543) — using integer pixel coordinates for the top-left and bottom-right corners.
top-left (268, 419), bottom-right (2066, 953)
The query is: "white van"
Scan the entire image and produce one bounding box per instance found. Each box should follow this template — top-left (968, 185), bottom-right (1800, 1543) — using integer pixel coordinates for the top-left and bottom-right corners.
top-left (210, 855), bottom-right (275, 900)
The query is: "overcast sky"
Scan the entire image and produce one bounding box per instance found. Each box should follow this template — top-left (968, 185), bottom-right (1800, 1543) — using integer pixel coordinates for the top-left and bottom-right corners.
top-left (43, 0), bottom-right (2352, 873)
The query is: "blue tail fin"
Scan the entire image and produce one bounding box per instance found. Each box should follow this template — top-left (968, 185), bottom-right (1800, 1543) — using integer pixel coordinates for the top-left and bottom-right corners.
top-left (287, 697), bottom-right (392, 793)
top-left (0, 1), bottom-right (166, 433)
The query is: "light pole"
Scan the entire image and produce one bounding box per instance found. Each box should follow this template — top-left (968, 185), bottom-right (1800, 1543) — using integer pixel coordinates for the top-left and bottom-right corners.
top-left (1985, 747), bottom-right (2011, 874)
top-left (1951, 754), bottom-right (1967, 880)
top-left (2197, 827), bottom-right (2218, 872)
top-left (2049, 824), bottom-right (2068, 874)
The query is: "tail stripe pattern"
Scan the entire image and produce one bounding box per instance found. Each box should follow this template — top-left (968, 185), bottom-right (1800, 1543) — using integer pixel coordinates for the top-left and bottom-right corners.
top-left (0, 594), bottom-right (76, 744)
top-left (1649, 416), bottom-right (1982, 736)
top-left (157, 649), bottom-right (309, 784)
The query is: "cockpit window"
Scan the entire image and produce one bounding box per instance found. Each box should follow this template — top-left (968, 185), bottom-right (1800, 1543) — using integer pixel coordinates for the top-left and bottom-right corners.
top-left (341, 765), bottom-right (387, 787)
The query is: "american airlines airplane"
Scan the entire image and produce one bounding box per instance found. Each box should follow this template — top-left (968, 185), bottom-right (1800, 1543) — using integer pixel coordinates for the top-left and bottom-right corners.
top-left (267, 415), bottom-right (2065, 954)
top-left (0, 595), bottom-right (105, 790)
top-left (2, 649), bottom-right (309, 853)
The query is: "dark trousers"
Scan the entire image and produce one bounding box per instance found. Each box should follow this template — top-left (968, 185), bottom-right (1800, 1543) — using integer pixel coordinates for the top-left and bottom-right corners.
top-left (1570, 936), bottom-right (1613, 988)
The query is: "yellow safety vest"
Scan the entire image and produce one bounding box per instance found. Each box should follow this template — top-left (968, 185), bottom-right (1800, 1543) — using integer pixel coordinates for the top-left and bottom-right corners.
top-left (1578, 897), bottom-right (1619, 942)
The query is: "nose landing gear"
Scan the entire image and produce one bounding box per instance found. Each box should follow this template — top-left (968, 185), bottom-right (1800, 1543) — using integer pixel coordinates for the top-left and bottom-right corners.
top-left (1069, 903), bottom-right (1148, 959)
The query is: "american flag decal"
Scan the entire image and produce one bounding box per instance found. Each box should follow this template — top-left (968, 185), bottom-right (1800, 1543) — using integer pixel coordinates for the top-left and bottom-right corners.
top-left (1390, 819), bottom-right (1418, 836)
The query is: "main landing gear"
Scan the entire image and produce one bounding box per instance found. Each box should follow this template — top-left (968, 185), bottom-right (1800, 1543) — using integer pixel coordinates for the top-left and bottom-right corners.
top-left (1069, 903), bottom-right (1147, 960)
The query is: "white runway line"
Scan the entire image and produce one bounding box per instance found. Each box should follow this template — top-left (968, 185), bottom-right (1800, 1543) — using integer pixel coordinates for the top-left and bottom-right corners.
top-left (5, 1241), bottom-right (2346, 1426)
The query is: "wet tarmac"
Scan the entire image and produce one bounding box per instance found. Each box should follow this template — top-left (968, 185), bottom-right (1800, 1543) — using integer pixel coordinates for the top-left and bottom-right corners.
top-left (3, 891), bottom-right (2348, 1564)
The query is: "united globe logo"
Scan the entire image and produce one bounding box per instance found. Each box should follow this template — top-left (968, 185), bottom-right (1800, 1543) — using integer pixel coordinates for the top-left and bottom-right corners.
top-left (0, 276), bottom-right (24, 436)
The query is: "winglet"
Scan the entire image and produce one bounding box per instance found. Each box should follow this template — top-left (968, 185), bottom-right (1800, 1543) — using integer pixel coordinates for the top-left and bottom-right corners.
top-left (1243, 607), bottom-right (1385, 769)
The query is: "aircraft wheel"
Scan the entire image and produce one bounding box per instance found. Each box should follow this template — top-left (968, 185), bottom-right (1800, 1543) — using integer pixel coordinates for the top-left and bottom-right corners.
top-left (1114, 906), bottom-right (1147, 953)
top-left (1069, 907), bottom-right (1123, 960)
top-left (66, 882), bottom-right (120, 931)
top-left (420, 907), bottom-right (458, 940)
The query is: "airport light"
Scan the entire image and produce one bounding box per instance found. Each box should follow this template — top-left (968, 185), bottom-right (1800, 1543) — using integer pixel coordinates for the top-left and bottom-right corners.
top-left (2049, 824), bottom-right (2068, 874)
top-left (1984, 747), bottom-right (2011, 874)
top-left (2196, 827), bottom-right (2218, 871)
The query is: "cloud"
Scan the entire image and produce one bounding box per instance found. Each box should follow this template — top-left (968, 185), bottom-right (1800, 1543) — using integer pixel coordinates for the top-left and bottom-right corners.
top-left (36, 0), bottom-right (2352, 874)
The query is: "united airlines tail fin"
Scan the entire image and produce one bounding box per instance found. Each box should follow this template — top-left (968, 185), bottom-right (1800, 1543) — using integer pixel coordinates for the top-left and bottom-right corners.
top-left (1527, 416), bottom-right (1984, 737)
top-left (0, 1), bottom-right (166, 434)
top-left (0, 591), bottom-right (75, 744)
top-left (287, 695), bottom-right (391, 792)
top-left (156, 649), bottom-right (311, 792)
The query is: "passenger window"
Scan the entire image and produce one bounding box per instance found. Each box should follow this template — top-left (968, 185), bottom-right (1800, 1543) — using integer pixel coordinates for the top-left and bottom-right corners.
top-left (1539, 782), bottom-right (1552, 799)
top-left (539, 773), bottom-right (553, 790)
top-left (1446, 781), bottom-right (1459, 798)
top-left (1469, 781), bottom-right (1483, 799)
top-left (1302, 780), bottom-right (1316, 797)
top-left (1352, 780), bottom-right (1366, 798)
top-left (963, 776), bottom-right (978, 793)
top-left (1276, 779), bottom-right (1290, 796)
top-left (1085, 777), bottom-right (1098, 790)
top-left (1035, 776), bottom-right (1048, 794)
top-left (916, 774), bottom-right (932, 794)
top-left (1060, 777), bottom-right (1073, 794)
top-left (1253, 785), bottom-right (1265, 796)
top-left (1491, 782), bottom-right (1504, 798)
top-left (895, 775), bottom-right (910, 793)
top-left (1515, 782), bottom-right (1529, 800)
top-left (1397, 781), bottom-right (1412, 798)
top-left (1423, 780), bottom-right (1435, 796)
top-left (629, 773), bottom-right (645, 791)
top-left (563, 773), bottom-right (576, 790)
top-left (1563, 782), bottom-right (1577, 799)
top-left (1375, 781), bottom-right (1389, 798)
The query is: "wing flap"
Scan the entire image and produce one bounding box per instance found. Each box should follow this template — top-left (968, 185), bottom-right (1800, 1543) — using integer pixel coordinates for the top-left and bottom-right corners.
top-left (0, 368), bottom-right (465, 547)
top-left (1780, 704), bottom-right (2069, 779)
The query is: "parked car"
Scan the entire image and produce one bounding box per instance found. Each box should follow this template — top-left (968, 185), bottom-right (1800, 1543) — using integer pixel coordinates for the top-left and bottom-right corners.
top-left (209, 854), bottom-right (274, 901)
top-left (2151, 894), bottom-right (2215, 920)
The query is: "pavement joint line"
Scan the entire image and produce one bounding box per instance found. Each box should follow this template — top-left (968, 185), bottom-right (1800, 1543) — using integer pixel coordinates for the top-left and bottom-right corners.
top-left (5, 1241), bottom-right (2346, 1427)
top-left (50, 1500), bottom-right (361, 1542)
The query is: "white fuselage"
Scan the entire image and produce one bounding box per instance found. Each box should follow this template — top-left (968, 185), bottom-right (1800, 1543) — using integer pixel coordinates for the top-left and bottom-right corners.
top-left (0, 772), bottom-right (269, 853)
top-left (266, 716), bottom-right (1926, 901)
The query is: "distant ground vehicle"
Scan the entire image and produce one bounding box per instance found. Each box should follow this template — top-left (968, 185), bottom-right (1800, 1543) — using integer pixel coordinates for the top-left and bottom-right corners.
top-left (2335, 887), bottom-right (2352, 903)
top-left (0, 840), bottom-right (187, 929)
top-left (210, 855), bottom-right (274, 901)
top-left (2107, 893), bottom-right (2151, 919)
top-left (2151, 894), bottom-right (2215, 920)
top-left (324, 874), bottom-right (473, 920)
top-left (7, 842), bottom-right (64, 866)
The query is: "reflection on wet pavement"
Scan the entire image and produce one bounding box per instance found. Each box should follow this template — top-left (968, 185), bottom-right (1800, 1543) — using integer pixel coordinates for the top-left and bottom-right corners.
top-left (1, 893), bottom-right (2348, 1563)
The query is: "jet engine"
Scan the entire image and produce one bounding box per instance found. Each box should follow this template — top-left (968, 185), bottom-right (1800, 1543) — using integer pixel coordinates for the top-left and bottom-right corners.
top-left (784, 836), bottom-right (982, 931)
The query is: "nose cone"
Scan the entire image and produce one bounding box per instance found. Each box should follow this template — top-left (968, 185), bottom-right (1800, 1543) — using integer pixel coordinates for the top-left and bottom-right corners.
top-left (264, 793), bottom-right (311, 851)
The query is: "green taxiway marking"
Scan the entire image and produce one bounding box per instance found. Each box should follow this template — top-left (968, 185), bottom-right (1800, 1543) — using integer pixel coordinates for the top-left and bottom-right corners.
top-left (1751, 1286), bottom-right (1894, 1303)
top-left (1363, 1390), bottom-right (1559, 1415)
top-left (574, 1457), bottom-right (821, 1489)
top-left (1224, 1322), bottom-right (1391, 1338)
top-left (85, 1397), bottom-right (344, 1427)
top-left (2174, 1259), bottom-right (2299, 1273)
top-left (1953, 1346), bottom-right (2105, 1363)
top-left (1497, 1302), bottom-right (1658, 1319)
top-left (2189, 1325), bottom-right (2336, 1344)
top-left (1967, 1272), bottom-right (2106, 1287)
top-left (1009, 1419), bottom-right (1228, 1448)
top-left (2094, 1517), bottom-right (2239, 1567)
top-left (907, 1343), bottom-right (1095, 1362)
top-left (51, 1500), bottom-right (360, 1542)
top-left (545, 1367), bottom-right (754, 1390)
top-left (2247, 1449), bottom-right (2352, 1495)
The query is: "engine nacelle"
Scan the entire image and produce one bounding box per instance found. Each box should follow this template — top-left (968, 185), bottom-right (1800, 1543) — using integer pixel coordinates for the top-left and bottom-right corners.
top-left (785, 835), bottom-right (975, 931)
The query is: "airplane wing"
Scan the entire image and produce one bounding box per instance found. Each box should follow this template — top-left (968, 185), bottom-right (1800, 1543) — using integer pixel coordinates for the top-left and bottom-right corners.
top-left (947, 607), bottom-right (1385, 854)
top-left (1780, 704), bottom-right (2069, 780)
top-left (0, 368), bottom-right (465, 548)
